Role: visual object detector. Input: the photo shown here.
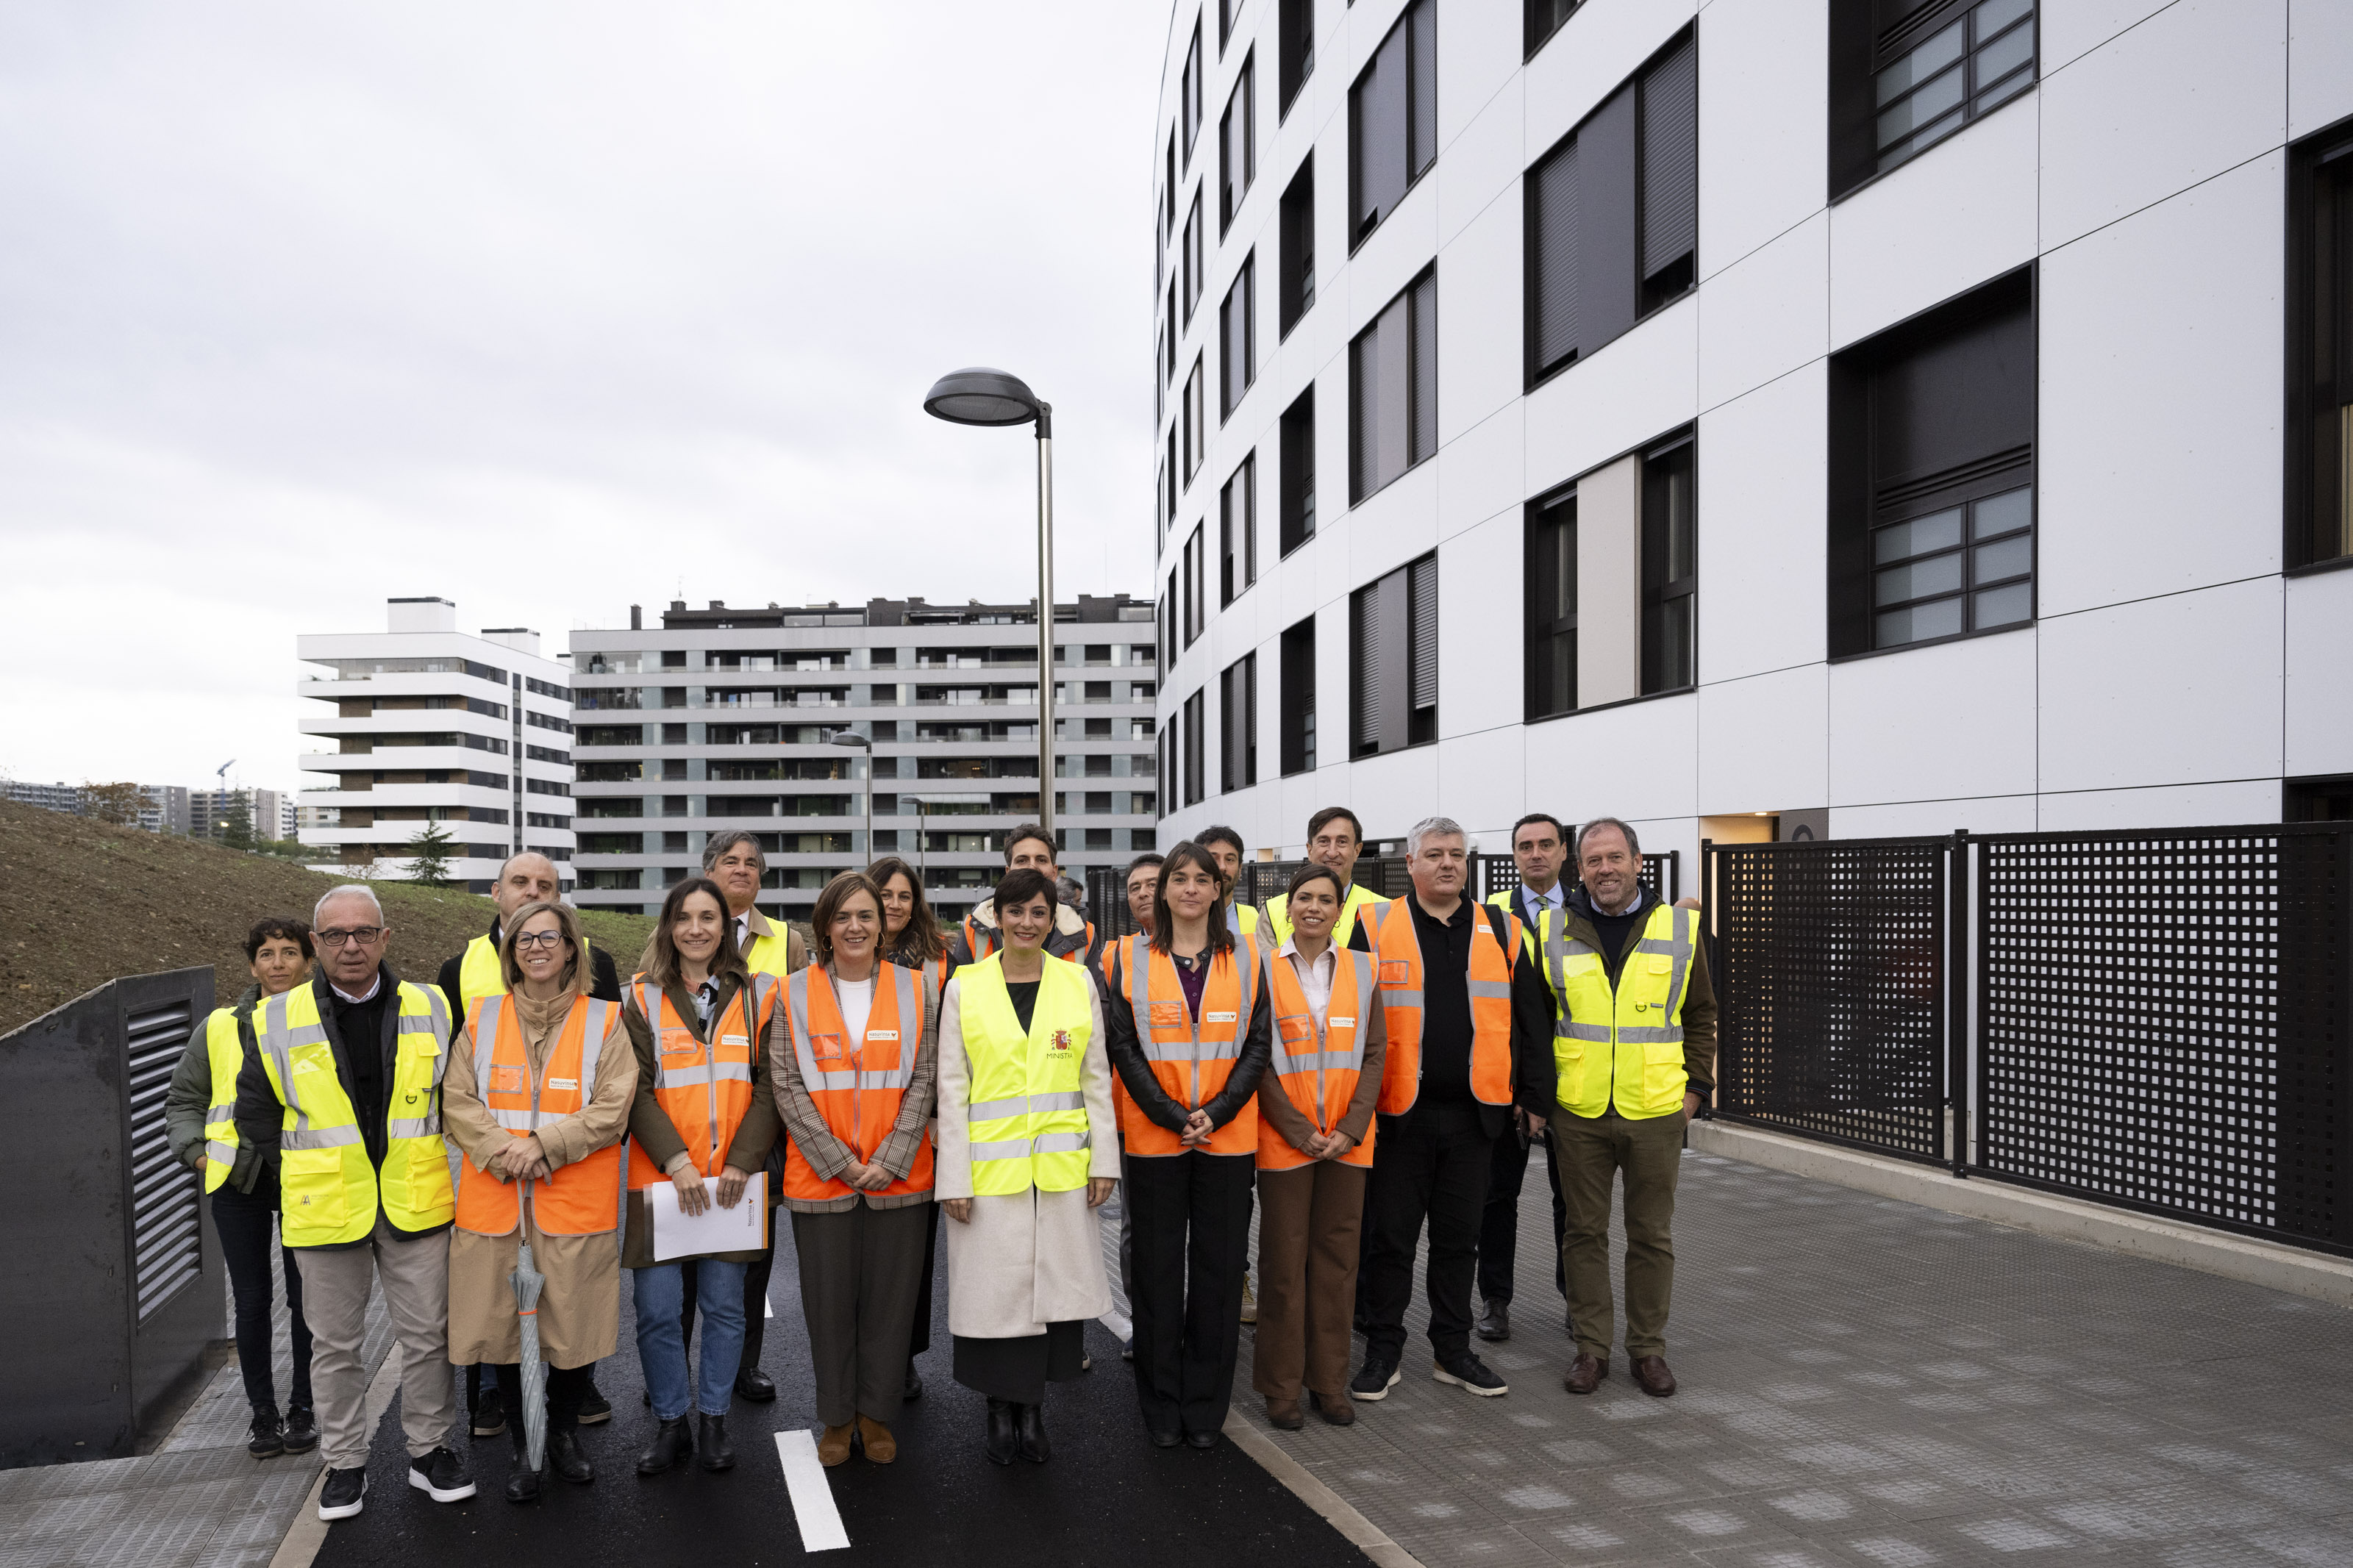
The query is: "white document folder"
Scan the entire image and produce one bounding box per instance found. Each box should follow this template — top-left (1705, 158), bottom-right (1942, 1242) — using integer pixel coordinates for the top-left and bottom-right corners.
top-left (646, 1173), bottom-right (767, 1262)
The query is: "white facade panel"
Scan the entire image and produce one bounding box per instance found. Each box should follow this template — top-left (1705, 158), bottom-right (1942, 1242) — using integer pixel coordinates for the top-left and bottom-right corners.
top-left (1696, 365), bottom-right (1829, 684)
top-left (1698, 664), bottom-right (1830, 819)
top-left (1697, 211), bottom-right (1828, 412)
top-left (2288, 0), bottom-right (2353, 139)
top-left (1695, 0), bottom-right (1827, 279)
top-left (2285, 565), bottom-right (2353, 777)
top-left (1827, 629), bottom-right (2038, 809)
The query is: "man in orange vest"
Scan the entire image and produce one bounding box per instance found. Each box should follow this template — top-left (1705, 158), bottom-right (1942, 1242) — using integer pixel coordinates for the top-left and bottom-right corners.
top-left (1349, 816), bottom-right (1555, 1404)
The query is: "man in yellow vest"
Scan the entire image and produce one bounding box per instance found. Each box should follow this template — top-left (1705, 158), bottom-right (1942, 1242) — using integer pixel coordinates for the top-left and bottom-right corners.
top-left (1550, 817), bottom-right (1716, 1400)
top-left (1197, 825), bottom-right (1262, 942)
top-left (237, 886), bottom-right (475, 1522)
top-left (1259, 807), bottom-right (1388, 949)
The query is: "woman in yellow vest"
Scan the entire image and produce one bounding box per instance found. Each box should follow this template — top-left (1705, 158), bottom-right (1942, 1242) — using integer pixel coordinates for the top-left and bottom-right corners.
top-left (442, 900), bottom-right (635, 1503)
top-left (165, 914), bottom-right (320, 1460)
top-left (1252, 864), bottom-right (1387, 1429)
top-left (936, 866), bottom-right (1118, 1465)
top-left (869, 853), bottom-right (953, 1402)
top-left (621, 875), bottom-right (780, 1478)
top-left (1103, 841), bottom-right (1273, 1450)
top-left (771, 872), bottom-right (936, 1467)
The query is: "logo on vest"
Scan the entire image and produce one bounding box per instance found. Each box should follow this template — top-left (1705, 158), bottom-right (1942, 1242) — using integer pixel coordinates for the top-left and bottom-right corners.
top-left (1050, 1029), bottom-right (1073, 1053)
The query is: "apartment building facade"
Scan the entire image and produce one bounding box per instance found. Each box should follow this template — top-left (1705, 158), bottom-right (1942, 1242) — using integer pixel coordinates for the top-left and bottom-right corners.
top-left (565, 595), bottom-right (1158, 926)
top-left (296, 598), bottom-right (579, 889)
top-left (1151, 0), bottom-right (2353, 866)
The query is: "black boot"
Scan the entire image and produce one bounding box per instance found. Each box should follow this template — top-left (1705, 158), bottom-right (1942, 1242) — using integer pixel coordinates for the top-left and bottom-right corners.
top-left (547, 1425), bottom-right (593, 1485)
top-left (635, 1417), bottom-right (692, 1476)
top-left (504, 1424), bottom-right (540, 1503)
top-left (1015, 1402), bottom-right (1051, 1464)
top-left (984, 1399), bottom-right (1018, 1466)
top-left (696, 1413), bottom-right (735, 1473)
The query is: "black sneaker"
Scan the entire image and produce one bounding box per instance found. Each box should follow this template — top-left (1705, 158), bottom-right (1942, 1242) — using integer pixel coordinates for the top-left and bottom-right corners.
top-left (1349, 1354), bottom-right (1402, 1402)
top-left (282, 1406), bottom-right (318, 1454)
top-left (317, 1467), bottom-right (367, 1521)
top-left (246, 1406), bottom-right (285, 1460)
top-left (470, 1386), bottom-right (507, 1439)
top-left (407, 1446), bottom-right (477, 1503)
top-left (1433, 1350), bottom-right (1509, 1397)
top-left (576, 1378), bottom-right (612, 1425)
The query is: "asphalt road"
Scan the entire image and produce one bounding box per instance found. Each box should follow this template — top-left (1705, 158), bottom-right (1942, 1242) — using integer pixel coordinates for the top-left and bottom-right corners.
top-left (310, 1217), bottom-right (1366, 1568)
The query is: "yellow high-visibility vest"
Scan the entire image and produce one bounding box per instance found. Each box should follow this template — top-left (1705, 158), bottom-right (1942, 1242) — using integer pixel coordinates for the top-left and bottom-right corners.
top-left (199, 1006), bottom-right (249, 1194)
top-left (1485, 889), bottom-right (1566, 973)
top-left (255, 980), bottom-right (455, 1246)
top-left (1260, 883), bottom-right (1386, 949)
top-left (1552, 902), bottom-right (1699, 1121)
top-left (955, 955), bottom-right (1093, 1198)
top-left (457, 933), bottom-right (506, 1018)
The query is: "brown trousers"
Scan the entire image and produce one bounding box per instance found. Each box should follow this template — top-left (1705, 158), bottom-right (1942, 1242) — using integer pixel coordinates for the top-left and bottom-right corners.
top-left (1252, 1159), bottom-right (1368, 1404)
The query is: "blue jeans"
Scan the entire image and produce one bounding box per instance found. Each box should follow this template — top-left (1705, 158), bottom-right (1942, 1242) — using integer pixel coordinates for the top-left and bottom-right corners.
top-left (633, 1260), bottom-right (747, 1420)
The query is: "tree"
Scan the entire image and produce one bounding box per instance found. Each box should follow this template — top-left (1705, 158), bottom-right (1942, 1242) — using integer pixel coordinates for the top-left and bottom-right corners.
top-left (406, 821), bottom-right (456, 887)
top-left (221, 788), bottom-right (256, 852)
top-left (80, 781), bottom-right (146, 826)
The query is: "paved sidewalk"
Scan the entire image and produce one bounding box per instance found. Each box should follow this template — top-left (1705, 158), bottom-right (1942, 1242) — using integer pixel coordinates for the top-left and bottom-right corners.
top-left (1223, 1150), bottom-right (2353, 1567)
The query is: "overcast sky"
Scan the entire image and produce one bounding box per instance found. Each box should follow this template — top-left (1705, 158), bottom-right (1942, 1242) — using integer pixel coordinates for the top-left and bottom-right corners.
top-left (0, 3), bottom-right (1168, 800)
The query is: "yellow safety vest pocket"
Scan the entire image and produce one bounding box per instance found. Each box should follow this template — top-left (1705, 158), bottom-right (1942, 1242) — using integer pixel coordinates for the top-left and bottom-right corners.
top-left (281, 1150), bottom-right (351, 1231)
top-left (407, 1142), bottom-right (455, 1208)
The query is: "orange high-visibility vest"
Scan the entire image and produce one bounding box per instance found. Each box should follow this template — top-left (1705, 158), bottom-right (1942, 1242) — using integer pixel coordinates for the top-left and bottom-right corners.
top-left (777, 962), bottom-right (934, 1203)
top-left (454, 994), bottom-right (625, 1237)
top-left (1366, 899), bottom-right (1521, 1117)
top-left (625, 975), bottom-right (776, 1188)
top-left (1112, 934), bottom-right (1260, 1158)
top-left (1258, 946), bottom-right (1378, 1172)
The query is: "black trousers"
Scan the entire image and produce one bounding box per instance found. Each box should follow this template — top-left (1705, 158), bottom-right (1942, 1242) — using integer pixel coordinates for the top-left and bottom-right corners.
top-left (487, 1361), bottom-right (590, 1432)
top-left (952, 1321), bottom-right (1085, 1406)
top-left (1124, 1150), bottom-right (1255, 1437)
top-left (907, 1200), bottom-right (941, 1361)
top-left (1360, 1100), bottom-right (1497, 1361)
top-left (1479, 1128), bottom-right (1567, 1305)
top-left (212, 1181), bottom-right (313, 1413)
top-left (679, 1225), bottom-right (775, 1374)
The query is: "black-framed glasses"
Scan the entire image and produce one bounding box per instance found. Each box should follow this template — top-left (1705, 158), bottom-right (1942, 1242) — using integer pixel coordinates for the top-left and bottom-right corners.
top-left (513, 931), bottom-right (571, 952)
top-left (316, 927), bottom-right (384, 948)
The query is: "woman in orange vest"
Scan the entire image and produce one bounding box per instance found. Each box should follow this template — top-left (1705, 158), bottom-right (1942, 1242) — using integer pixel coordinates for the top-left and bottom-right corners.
top-left (770, 871), bottom-right (937, 1467)
top-left (621, 876), bottom-right (781, 1479)
top-left (1103, 840), bottom-right (1272, 1450)
top-left (868, 854), bottom-right (954, 1403)
top-left (1252, 864), bottom-right (1388, 1431)
top-left (443, 900), bottom-right (636, 1502)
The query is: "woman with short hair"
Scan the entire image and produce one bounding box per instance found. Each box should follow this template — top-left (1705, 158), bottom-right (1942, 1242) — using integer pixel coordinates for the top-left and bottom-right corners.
top-left (443, 900), bottom-right (636, 1501)
top-left (868, 853), bottom-right (953, 1401)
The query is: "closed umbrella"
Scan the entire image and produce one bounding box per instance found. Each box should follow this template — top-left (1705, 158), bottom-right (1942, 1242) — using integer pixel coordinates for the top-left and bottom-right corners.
top-left (510, 1180), bottom-right (549, 1481)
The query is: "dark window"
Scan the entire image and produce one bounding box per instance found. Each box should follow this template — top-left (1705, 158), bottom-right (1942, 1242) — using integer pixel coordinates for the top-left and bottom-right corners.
top-left (1829, 267), bottom-right (2035, 657)
top-left (1165, 281), bottom-right (1178, 385)
top-left (1527, 28), bottom-right (1696, 384)
top-left (1221, 254), bottom-right (1257, 419)
top-left (1182, 688), bottom-right (1207, 806)
top-left (1165, 426), bottom-right (1179, 524)
top-left (1348, 0), bottom-right (1436, 248)
top-left (1350, 269), bottom-right (1438, 504)
top-left (1160, 719), bottom-right (1174, 814)
top-left (1182, 190), bottom-right (1204, 323)
top-left (1279, 157), bottom-right (1315, 336)
top-left (1164, 136), bottom-right (1177, 261)
top-left (2289, 119), bottom-right (2353, 569)
top-left (1221, 653), bottom-right (1258, 791)
top-left (1182, 525), bottom-right (1205, 647)
top-left (1831, 0), bottom-right (2036, 198)
top-left (1181, 20), bottom-right (1204, 167)
top-left (1221, 53), bottom-right (1256, 235)
top-left (2286, 775), bottom-right (2353, 821)
top-left (1279, 0), bottom-right (1315, 118)
top-left (1184, 354), bottom-right (1205, 482)
top-left (1280, 615), bottom-right (1317, 775)
top-left (1527, 0), bottom-right (1582, 57)
top-left (1155, 456), bottom-right (1168, 552)
top-left (1219, 0), bottom-right (1238, 52)
top-left (1163, 565), bottom-right (1179, 667)
top-left (1279, 387), bottom-right (1316, 554)
top-left (1640, 434), bottom-right (1697, 694)
top-left (1350, 553), bottom-right (1438, 756)
top-left (1221, 454), bottom-right (1257, 606)
top-left (1526, 486), bottom-right (1577, 719)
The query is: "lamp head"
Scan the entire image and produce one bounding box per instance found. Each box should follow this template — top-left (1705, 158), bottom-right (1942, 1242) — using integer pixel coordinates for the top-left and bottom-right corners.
top-left (829, 731), bottom-right (871, 750)
top-left (924, 368), bottom-right (1045, 431)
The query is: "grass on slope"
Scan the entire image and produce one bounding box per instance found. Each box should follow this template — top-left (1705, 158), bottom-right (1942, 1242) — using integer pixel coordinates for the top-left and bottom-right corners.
top-left (0, 800), bottom-right (656, 1037)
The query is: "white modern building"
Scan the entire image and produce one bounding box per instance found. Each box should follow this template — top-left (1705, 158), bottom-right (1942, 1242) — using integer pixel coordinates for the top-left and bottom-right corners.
top-left (1150, 0), bottom-right (2353, 867)
top-left (296, 598), bottom-right (579, 889)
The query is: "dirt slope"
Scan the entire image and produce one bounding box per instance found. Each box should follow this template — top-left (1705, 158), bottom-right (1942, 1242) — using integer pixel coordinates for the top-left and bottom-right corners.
top-left (0, 799), bottom-right (655, 1035)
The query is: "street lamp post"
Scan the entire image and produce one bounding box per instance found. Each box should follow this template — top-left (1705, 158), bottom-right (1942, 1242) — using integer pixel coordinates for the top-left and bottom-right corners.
top-left (924, 368), bottom-right (1056, 844)
top-left (828, 731), bottom-right (874, 864)
top-left (904, 797), bottom-right (928, 878)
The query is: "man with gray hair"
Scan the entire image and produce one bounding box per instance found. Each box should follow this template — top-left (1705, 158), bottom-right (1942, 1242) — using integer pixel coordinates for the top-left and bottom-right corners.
top-left (1350, 817), bottom-right (1556, 1403)
top-left (236, 884), bottom-right (475, 1520)
top-left (704, 829), bottom-right (807, 975)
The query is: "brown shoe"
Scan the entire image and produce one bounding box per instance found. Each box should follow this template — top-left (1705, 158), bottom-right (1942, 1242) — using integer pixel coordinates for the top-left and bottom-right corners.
top-left (855, 1416), bottom-right (897, 1464)
top-left (816, 1423), bottom-right (854, 1467)
top-left (1309, 1391), bottom-right (1355, 1427)
top-left (1632, 1356), bottom-right (1677, 1397)
top-left (1562, 1353), bottom-right (1607, 1395)
top-left (1265, 1397), bottom-right (1304, 1431)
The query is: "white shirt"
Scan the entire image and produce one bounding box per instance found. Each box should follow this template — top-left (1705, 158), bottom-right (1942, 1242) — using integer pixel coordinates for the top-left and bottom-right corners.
top-left (329, 973), bottom-right (383, 1006)
top-left (735, 911), bottom-right (755, 951)
top-left (835, 975), bottom-right (875, 1042)
top-left (1274, 939), bottom-right (1338, 1029)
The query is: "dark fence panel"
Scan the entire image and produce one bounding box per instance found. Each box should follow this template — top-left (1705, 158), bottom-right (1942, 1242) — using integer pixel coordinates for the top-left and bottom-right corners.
top-left (1974, 824), bottom-right (2353, 1253)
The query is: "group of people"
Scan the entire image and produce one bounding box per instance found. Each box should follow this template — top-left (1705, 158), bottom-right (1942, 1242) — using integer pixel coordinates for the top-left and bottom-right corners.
top-left (164, 803), bottom-right (1715, 1523)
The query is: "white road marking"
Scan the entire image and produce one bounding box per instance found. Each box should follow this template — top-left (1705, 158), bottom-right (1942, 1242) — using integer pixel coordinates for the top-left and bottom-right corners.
top-left (765, 1288), bottom-right (774, 1320)
top-left (774, 1429), bottom-right (851, 1553)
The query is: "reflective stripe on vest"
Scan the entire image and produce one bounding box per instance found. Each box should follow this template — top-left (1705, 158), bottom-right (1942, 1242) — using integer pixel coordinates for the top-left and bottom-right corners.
top-left (957, 954), bottom-right (1093, 1196)
top-left (624, 975), bottom-right (773, 1188)
top-left (458, 933), bottom-right (507, 1018)
top-left (454, 995), bottom-right (623, 1236)
top-left (1366, 899), bottom-right (1520, 1117)
top-left (1258, 948), bottom-right (1377, 1172)
top-left (1116, 934), bottom-right (1259, 1158)
top-left (200, 1006), bottom-right (248, 1193)
top-left (781, 962), bottom-right (934, 1202)
top-left (256, 980), bottom-right (453, 1247)
top-left (1552, 902), bottom-right (1697, 1120)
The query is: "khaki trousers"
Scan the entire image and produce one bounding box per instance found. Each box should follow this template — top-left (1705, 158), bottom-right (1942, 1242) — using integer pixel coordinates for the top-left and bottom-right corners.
top-left (1554, 1108), bottom-right (1685, 1361)
top-left (1252, 1160), bottom-right (1367, 1405)
top-left (295, 1217), bottom-right (457, 1468)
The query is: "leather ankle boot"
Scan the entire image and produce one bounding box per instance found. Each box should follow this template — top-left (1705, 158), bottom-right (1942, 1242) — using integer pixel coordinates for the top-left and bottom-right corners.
top-left (635, 1417), bottom-right (691, 1476)
top-left (547, 1425), bottom-right (593, 1484)
top-left (504, 1425), bottom-right (540, 1503)
top-left (1015, 1402), bottom-right (1051, 1464)
top-left (984, 1399), bottom-right (1018, 1466)
top-left (696, 1413), bottom-right (735, 1472)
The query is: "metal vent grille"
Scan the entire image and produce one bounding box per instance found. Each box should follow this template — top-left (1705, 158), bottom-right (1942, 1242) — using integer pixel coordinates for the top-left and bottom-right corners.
top-left (126, 1000), bottom-right (203, 1319)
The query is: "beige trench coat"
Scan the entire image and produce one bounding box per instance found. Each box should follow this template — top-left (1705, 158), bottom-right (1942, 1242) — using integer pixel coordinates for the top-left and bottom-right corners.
top-left (443, 990), bottom-right (636, 1368)
top-left (935, 972), bottom-right (1120, 1339)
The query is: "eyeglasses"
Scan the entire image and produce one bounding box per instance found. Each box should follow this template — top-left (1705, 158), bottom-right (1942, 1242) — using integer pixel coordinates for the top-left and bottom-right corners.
top-left (315, 927), bottom-right (384, 948)
top-left (513, 931), bottom-right (570, 951)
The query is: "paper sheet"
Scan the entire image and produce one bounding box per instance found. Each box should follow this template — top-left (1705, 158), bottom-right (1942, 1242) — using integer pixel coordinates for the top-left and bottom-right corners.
top-left (646, 1173), bottom-right (767, 1262)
